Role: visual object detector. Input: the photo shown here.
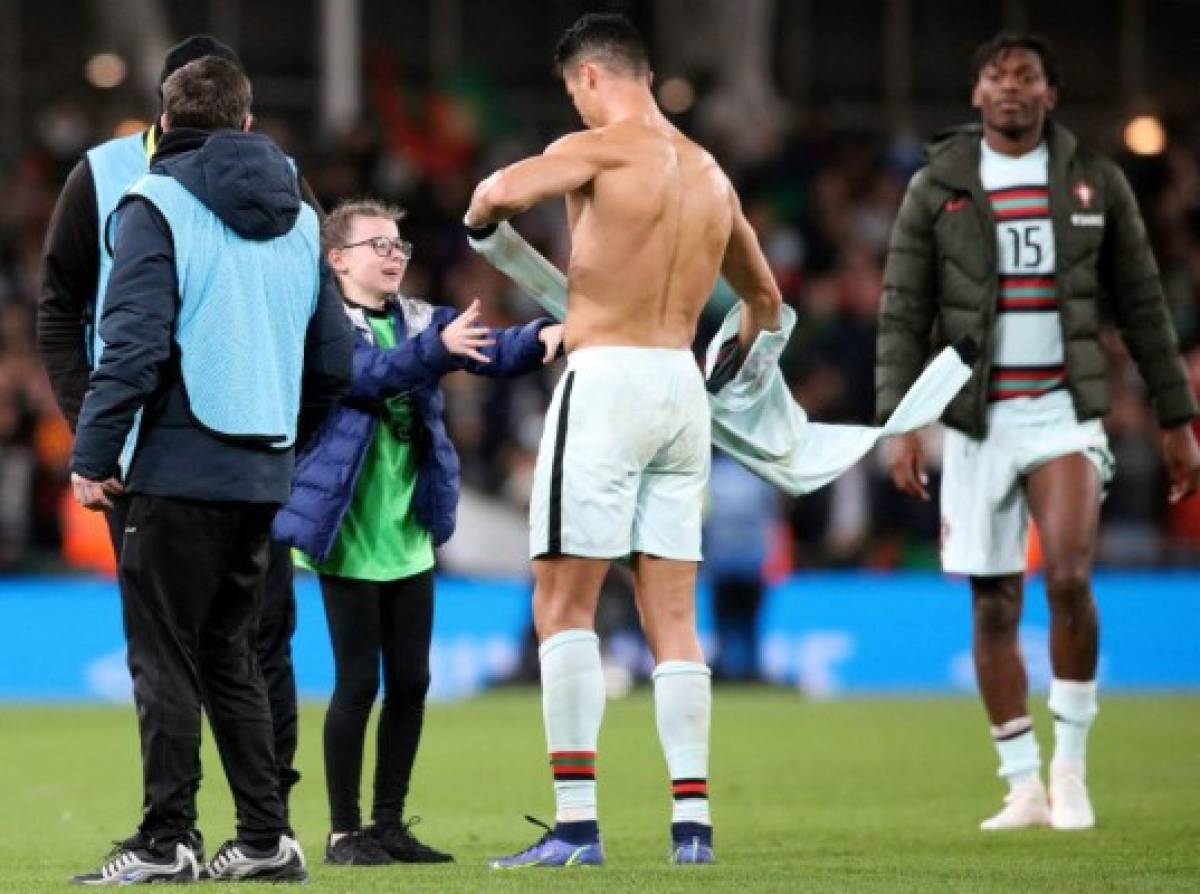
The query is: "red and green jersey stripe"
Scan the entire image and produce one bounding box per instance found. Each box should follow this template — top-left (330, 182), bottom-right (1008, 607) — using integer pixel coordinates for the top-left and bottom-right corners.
top-left (988, 364), bottom-right (1066, 401)
top-left (550, 750), bottom-right (596, 781)
top-left (989, 185), bottom-right (1050, 220)
top-left (999, 275), bottom-right (1057, 312)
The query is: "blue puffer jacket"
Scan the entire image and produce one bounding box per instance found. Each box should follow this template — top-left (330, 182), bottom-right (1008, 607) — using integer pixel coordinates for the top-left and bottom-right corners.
top-left (273, 296), bottom-right (553, 559)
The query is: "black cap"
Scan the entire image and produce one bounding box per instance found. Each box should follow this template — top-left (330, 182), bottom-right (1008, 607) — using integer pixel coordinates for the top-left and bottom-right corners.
top-left (159, 35), bottom-right (241, 90)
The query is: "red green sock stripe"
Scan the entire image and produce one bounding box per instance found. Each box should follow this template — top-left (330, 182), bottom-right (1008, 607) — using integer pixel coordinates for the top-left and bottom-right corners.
top-left (550, 750), bottom-right (596, 781)
top-left (672, 778), bottom-right (708, 800)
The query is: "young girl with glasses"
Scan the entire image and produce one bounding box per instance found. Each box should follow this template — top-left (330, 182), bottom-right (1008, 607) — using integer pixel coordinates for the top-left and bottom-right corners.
top-left (273, 199), bottom-right (562, 866)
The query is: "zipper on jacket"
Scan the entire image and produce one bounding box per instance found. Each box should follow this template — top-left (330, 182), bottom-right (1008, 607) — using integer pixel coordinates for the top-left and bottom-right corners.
top-left (968, 180), bottom-right (999, 437)
top-left (1048, 160), bottom-right (1080, 418)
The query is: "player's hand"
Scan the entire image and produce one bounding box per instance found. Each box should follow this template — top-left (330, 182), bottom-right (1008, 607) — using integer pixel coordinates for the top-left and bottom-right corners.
top-left (735, 304), bottom-right (781, 354)
top-left (464, 172), bottom-right (501, 230)
top-left (886, 431), bottom-right (930, 501)
top-left (441, 299), bottom-right (495, 364)
top-left (538, 324), bottom-right (565, 364)
top-left (71, 472), bottom-right (123, 512)
top-left (1161, 424), bottom-right (1200, 503)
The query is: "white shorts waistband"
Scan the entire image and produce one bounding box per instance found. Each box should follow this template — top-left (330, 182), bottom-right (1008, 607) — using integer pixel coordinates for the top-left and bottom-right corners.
top-left (566, 345), bottom-right (699, 372)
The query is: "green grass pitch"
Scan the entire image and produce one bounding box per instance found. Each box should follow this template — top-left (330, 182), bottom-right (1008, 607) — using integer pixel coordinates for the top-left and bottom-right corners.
top-left (1, 689), bottom-right (1198, 892)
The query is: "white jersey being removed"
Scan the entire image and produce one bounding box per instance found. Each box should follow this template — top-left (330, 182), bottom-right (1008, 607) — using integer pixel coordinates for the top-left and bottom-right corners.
top-left (981, 140), bottom-right (1065, 401)
top-left (469, 221), bottom-right (972, 498)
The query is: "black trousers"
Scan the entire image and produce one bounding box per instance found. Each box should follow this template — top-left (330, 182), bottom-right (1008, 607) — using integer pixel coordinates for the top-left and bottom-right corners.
top-left (320, 570), bottom-right (434, 832)
top-left (102, 493), bottom-right (131, 557)
top-left (106, 498), bottom-right (300, 820)
top-left (259, 539), bottom-right (300, 812)
top-left (119, 495), bottom-right (288, 846)
top-left (712, 576), bottom-right (765, 681)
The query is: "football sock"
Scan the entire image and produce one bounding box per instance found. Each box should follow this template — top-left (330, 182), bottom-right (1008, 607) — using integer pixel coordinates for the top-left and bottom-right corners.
top-left (552, 819), bottom-right (600, 846)
top-left (653, 661), bottom-right (712, 826)
top-left (1048, 678), bottom-right (1098, 769)
top-left (539, 629), bottom-right (605, 824)
top-left (991, 715), bottom-right (1041, 787)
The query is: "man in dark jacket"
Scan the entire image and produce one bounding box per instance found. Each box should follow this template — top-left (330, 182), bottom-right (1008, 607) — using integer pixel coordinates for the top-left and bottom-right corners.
top-left (69, 57), bottom-right (352, 884)
top-left (38, 35), bottom-right (314, 835)
top-left (876, 33), bottom-right (1200, 833)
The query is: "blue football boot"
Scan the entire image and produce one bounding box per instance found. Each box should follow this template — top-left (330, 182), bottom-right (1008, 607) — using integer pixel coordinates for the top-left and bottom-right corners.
top-left (489, 816), bottom-right (604, 869)
top-left (669, 822), bottom-right (715, 865)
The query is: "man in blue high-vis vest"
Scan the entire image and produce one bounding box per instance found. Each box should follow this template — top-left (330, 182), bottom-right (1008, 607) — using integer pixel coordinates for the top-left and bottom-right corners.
top-left (69, 57), bottom-right (352, 884)
top-left (39, 36), bottom-right (242, 433)
top-left (38, 36), bottom-right (317, 854)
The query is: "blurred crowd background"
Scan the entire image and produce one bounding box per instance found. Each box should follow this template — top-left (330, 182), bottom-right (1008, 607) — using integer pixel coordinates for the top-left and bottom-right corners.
top-left (4, 0), bottom-right (1200, 578)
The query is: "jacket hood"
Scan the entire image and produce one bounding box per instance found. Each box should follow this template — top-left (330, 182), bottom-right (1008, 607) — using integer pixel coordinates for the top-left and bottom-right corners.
top-left (923, 123), bottom-right (983, 163)
top-left (155, 130), bottom-right (301, 240)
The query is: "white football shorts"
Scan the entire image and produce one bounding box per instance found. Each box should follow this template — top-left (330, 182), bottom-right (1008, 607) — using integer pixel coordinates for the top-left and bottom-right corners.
top-left (530, 346), bottom-right (711, 561)
top-left (940, 390), bottom-right (1114, 575)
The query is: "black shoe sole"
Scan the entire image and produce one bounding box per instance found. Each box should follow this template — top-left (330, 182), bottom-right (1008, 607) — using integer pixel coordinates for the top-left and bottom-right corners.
top-left (71, 867), bottom-right (198, 885)
top-left (323, 851), bottom-right (395, 867)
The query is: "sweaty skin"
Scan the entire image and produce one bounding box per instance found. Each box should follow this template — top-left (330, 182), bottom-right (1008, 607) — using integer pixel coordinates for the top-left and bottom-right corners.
top-left (467, 94), bottom-right (779, 354)
top-left (551, 120), bottom-right (731, 351)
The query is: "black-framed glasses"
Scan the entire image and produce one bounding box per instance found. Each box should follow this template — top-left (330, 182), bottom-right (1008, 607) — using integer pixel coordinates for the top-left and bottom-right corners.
top-left (340, 236), bottom-right (414, 259)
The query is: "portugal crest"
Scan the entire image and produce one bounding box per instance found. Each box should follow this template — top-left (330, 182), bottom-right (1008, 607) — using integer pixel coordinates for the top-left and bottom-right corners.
top-left (1073, 180), bottom-right (1094, 209)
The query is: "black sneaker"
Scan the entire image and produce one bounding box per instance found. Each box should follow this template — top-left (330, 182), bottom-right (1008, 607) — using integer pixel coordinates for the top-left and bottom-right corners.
top-left (324, 831), bottom-right (395, 866)
top-left (205, 834), bottom-right (307, 882)
top-left (71, 834), bottom-right (200, 885)
top-left (368, 817), bottom-right (454, 863)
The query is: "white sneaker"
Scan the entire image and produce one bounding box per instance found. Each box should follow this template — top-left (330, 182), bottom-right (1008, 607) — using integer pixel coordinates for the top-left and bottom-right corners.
top-left (1050, 764), bottom-right (1095, 830)
top-left (72, 840), bottom-right (200, 885)
top-left (980, 778), bottom-right (1052, 831)
top-left (206, 834), bottom-right (307, 882)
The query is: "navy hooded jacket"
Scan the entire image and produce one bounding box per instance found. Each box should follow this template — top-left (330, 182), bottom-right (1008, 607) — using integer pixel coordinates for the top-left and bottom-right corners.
top-left (70, 128), bottom-right (353, 503)
top-left (272, 297), bottom-right (554, 559)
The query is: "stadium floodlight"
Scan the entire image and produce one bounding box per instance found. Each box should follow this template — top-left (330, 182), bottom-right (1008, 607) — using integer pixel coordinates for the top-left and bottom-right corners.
top-left (1124, 115), bottom-right (1166, 156)
top-left (84, 52), bottom-right (127, 90)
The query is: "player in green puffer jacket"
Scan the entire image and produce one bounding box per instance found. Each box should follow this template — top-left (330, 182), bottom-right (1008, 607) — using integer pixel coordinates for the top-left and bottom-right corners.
top-left (875, 32), bottom-right (1199, 835)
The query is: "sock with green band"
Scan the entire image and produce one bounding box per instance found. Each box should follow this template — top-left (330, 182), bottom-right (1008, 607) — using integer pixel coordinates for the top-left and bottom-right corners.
top-left (540, 629), bottom-right (605, 823)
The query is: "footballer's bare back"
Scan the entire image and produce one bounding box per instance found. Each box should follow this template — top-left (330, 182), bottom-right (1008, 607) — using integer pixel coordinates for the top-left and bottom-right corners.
top-left (550, 118), bottom-right (734, 351)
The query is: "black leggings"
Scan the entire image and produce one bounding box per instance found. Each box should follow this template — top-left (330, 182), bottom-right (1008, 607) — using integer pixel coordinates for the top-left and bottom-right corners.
top-left (320, 570), bottom-right (434, 832)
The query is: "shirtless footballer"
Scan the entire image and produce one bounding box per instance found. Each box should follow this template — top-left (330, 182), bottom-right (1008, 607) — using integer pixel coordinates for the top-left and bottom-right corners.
top-left (464, 13), bottom-right (782, 868)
